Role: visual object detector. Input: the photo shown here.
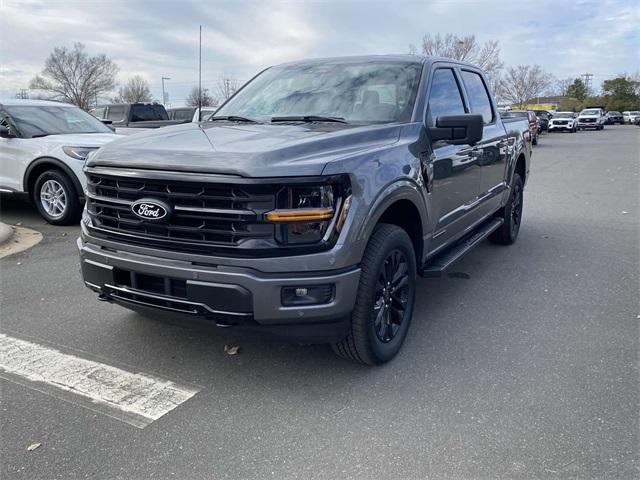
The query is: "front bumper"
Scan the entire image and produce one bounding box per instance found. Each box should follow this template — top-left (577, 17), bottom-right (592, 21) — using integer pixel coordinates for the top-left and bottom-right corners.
top-left (78, 236), bottom-right (360, 342)
top-left (548, 124), bottom-right (574, 130)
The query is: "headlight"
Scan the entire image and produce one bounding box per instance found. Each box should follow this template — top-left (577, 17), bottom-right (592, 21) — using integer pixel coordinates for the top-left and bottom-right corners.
top-left (62, 146), bottom-right (99, 161)
top-left (266, 182), bottom-right (349, 245)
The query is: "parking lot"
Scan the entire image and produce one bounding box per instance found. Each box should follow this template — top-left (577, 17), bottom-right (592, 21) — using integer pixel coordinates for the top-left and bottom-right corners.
top-left (1, 125), bottom-right (638, 479)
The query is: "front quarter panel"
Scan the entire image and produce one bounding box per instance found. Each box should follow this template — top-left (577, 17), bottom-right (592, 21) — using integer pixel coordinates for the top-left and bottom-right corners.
top-left (323, 123), bottom-right (430, 264)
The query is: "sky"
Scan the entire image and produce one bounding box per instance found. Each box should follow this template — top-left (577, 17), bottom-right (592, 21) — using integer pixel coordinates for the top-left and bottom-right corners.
top-left (1, 0), bottom-right (638, 106)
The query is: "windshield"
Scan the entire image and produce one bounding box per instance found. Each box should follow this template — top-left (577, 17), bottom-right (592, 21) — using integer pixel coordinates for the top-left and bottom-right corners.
top-left (608, 111), bottom-right (621, 115)
top-left (214, 61), bottom-right (423, 124)
top-left (581, 109), bottom-right (601, 115)
top-left (5, 105), bottom-right (112, 138)
top-left (554, 112), bottom-right (573, 118)
top-left (631, 111), bottom-right (640, 115)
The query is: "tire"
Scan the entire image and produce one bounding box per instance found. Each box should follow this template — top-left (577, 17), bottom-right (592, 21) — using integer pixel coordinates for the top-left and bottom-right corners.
top-left (532, 134), bottom-right (538, 145)
top-left (33, 169), bottom-right (82, 225)
top-left (489, 173), bottom-right (524, 246)
top-left (332, 224), bottom-right (416, 365)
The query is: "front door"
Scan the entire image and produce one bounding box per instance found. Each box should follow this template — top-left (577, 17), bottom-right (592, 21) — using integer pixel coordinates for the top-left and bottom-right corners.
top-left (422, 66), bottom-right (482, 252)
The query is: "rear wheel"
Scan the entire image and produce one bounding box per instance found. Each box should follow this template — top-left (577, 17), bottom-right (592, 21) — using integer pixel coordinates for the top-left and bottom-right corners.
top-left (489, 173), bottom-right (524, 245)
top-left (332, 224), bottom-right (416, 365)
top-left (33, 169), bottom-right (81, 225)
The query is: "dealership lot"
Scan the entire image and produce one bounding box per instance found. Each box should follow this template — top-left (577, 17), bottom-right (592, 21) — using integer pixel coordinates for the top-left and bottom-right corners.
top-left (1, 126), bottom-right (638, 479)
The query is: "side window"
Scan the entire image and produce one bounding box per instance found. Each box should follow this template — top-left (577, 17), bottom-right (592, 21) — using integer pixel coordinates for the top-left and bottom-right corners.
top-left (90, 107), bottom-right (105, 119)
top-left (428, 69), bottom-right (466, 123)
top-left (461, 70), bottom-right (494, 124)
top-left (106, 106), bottom-right (125, 122)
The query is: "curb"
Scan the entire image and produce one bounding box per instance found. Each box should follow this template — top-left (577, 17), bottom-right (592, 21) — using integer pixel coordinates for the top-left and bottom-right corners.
top-left (0, 222), bottom-right (13, 246)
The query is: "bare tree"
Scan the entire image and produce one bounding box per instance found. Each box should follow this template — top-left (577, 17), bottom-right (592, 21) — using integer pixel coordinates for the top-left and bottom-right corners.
top-left (185, 87), bottom-right (216, 107)
top-left (30, 43), bottom-right (118, 110)
top-left (553, 77), bottom-right (573, 97)
top-left (499, 65), bottom-right (551, 108)
top-left (414, 33), bottom-right (503, 77)
top-left (113, 75), bottom-right (153, 103)
top-left (216, 76), bottom-right (240, 102)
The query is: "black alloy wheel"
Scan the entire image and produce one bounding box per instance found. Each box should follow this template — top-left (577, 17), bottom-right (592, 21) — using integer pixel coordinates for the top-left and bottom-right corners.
top-left (373, 249), bottom-right (411, 343)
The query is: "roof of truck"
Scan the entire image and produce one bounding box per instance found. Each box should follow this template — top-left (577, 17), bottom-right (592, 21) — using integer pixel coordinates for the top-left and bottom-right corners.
top-left (276, 54), bottom-right (479, 68)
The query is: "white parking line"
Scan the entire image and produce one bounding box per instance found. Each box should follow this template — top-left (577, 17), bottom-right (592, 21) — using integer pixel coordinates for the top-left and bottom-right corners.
top-left (0, 333), bottom-right (199, 428)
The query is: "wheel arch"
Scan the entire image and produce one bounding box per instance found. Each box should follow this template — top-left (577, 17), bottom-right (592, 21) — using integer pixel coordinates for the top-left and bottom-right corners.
top-left (357, 181), bottom-right (428, 265)
top-left (24, 157), bottom-right (84, 200)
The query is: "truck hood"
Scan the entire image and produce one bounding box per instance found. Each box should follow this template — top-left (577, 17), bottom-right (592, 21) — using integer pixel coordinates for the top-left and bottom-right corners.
top-left (88, 122), bottom-right (401, 177)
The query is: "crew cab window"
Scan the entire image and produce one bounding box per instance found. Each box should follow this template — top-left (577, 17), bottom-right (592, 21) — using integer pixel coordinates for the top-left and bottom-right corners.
top-left (428, 69), bottom-right (466, 123)
top-left (107, 105), bottom-right (125, 122)
top-left (131, 105), bottom-right (169, 122)
top-left (461, 71), bottom-right (493, 124)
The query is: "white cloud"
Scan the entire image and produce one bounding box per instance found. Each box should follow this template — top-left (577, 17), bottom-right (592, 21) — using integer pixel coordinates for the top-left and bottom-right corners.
top-left (1, 0), bottom-right (637, 104)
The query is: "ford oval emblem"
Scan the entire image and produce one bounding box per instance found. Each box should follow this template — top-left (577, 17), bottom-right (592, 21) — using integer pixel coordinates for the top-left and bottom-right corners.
top-left (131, 199), bottom-right (171, 221)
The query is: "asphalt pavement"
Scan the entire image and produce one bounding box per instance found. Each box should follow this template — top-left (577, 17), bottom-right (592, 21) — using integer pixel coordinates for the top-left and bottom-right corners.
top-left (1, 125), bottom-right (638, 480)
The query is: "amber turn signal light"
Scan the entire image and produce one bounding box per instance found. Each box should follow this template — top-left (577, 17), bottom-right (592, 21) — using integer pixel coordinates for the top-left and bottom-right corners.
top-left (265, 208), bottom-right (335, 222)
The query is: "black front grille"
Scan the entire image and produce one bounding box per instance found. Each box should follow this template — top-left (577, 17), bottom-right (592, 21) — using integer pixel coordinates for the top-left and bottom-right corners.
top-left (86, 170), bottom-right (279, 255)
top-left (581, 118), bottom-right (595, 123)
top-left (555, 120), bottom-right (568, 125)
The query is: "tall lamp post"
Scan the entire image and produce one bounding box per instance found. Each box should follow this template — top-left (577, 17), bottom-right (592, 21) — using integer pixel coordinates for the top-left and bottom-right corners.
top-left (161, 77), bottom-right (171, 106)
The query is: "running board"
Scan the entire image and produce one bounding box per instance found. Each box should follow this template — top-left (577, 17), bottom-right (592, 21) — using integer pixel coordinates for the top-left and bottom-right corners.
top-left (420, 218), bottom-right (504, 278)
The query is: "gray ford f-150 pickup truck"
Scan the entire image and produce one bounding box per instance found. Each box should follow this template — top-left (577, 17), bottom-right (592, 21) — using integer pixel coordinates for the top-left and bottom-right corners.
top-left (78, 55), bottom-right (530, 365)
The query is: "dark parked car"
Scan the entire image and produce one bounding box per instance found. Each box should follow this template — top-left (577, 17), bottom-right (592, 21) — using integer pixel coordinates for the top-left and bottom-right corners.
top-left (604, 111), bottom-right (624, 125)
top-left (89, 103), bottom-right (186, 134)
top-left (168, 107), bottom-right (196, 122)
top-left (79, 55), bottom-right (530, 365)
top-left (533, 110), bottom-right (551, 132)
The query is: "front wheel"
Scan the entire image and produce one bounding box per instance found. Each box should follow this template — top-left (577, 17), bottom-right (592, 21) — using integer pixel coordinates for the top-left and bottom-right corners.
top-left (33, 169), bottom-right (82, 225)
top-left (489, 173), bottom-right (524, 245)
top-left (332, 224), bottom-right (416, 365)
top-left (532, 134), bottom-right (538, 145)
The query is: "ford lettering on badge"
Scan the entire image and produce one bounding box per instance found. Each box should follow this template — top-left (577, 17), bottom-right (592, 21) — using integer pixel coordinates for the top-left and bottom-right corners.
top-left (131, 199), bottom-right (170, 221)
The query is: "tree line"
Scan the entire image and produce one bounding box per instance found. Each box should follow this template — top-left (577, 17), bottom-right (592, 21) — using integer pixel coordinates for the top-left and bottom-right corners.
top-left (411, 33), bottom-right (640, 111)
top-left (22, 40), bottom-right (640, 113)
top-left (25, 43), bottom-right (239, 109)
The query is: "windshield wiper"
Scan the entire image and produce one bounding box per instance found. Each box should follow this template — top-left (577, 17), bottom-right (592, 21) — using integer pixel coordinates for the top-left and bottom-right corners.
top-left (208, 115), bottom-right (260, 123)
top-left (271, 115), bottom-right (348, 124)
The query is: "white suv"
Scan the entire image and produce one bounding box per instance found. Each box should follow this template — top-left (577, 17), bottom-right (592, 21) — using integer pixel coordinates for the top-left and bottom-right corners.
top-left (0, 100), bottom-right (120, 224)
top-left (622, 111), bottom-right (640, 124)
top-left (577, 108), bottom-right (606, 130)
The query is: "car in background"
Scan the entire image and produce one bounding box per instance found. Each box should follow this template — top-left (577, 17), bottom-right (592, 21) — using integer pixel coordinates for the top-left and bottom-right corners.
top-left (89, 103), bottom-right (186, 135)
top-left (502, 110), bottom-right (539, 145)
top-left (168, 107), bottom-right (196, 122)
top-left (604, 111), bottom-right (624, 125)
top-left (193, 107), bottom-right (218, 122)
top-left (622, 111), bottom-right (640, 124)
top-left (534, 110), bottom-right (551, 132)
top-left (548, 111), bottom-right (578, 133)
top-left (635, 116), bottom-right (640, 126)
top-left (0, 100), bottom-right (120, 224)
top-left (577, 108), bottom-right (605, 130)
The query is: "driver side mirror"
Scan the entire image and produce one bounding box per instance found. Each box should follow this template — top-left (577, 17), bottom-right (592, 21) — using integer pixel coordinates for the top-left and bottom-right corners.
top-left (0, 125), bottom-right (15, 139)
top-left (428, 114), bottom-right (483, 146)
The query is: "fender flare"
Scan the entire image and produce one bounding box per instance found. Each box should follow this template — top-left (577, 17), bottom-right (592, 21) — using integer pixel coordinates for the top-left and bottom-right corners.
top-left (355, 179), bottom-right (430, 261)
top-left (23, 157), bottom-right (84, 200)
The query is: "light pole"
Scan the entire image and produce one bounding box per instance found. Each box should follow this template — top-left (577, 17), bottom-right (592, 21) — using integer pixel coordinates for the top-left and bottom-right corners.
top-left (161, 77), bottom-right (171, 106)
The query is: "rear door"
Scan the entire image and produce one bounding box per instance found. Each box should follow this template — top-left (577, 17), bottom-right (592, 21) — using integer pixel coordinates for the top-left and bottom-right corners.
top-left (423, 65), bottom-right (482, 250)
top-left (459, 69), bottom-right (508, 216)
